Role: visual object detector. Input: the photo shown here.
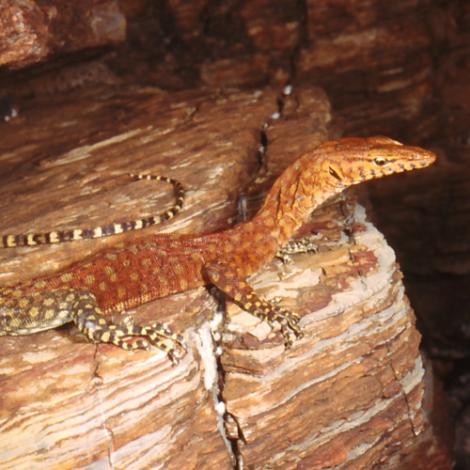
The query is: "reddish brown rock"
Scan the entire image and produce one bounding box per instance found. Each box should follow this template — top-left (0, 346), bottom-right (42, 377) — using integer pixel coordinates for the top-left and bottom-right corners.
top-left (0, 1), bottom-right (126, 69)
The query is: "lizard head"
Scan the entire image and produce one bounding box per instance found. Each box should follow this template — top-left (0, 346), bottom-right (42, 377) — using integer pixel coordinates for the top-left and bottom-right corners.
top-left (318, 136), bottom-right (436, 187)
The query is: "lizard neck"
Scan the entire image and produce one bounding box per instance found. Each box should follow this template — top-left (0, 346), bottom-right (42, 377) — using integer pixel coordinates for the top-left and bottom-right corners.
top-left (251, 153), bottom-right (341, 246)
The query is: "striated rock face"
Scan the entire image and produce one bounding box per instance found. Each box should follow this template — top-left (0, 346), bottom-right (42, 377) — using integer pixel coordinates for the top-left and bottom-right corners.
top-left (0, 331), bottom-right (230, 469)
top-left (0, 1), bottom-right (126, 69)
top-left (0, 0), bottom-right (445, 138)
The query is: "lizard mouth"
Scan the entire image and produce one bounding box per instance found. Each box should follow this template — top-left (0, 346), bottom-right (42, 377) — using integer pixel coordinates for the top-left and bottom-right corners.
top-left (407, 147), bottom-right (437, 169)
top-left (404, 155), bottom-right (436, 171)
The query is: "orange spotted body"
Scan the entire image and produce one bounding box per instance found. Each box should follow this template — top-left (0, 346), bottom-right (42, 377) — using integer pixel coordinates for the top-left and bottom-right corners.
top-left (20, 224), bottom-right (278, 311)
top-left (0, 137), bottom-right (436, 359)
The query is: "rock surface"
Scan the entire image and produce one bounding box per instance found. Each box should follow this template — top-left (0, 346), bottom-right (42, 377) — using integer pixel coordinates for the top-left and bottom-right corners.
top-left (0, 0), bottom-right (126, 69)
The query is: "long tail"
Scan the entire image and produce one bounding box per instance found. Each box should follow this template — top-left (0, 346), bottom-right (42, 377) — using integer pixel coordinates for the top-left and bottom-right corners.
top-left (1, 173), bottom-right (185, 248)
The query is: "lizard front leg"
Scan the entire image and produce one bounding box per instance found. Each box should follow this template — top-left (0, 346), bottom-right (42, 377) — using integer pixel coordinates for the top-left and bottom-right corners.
top-left (276, 233), bottom-right (322, 263)
top-left (204, 263), bottom-right (303, 347)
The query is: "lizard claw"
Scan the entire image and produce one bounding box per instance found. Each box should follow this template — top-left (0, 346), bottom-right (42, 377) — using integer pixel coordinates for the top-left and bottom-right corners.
top-left (147, 322), bottom-right (187, 351)
top-left (266, 307), bottom-right (303, 348)
top-left (167, 344), bottom-right (187, 365)
top-left (143, 322), bottom-right (187, 363)
top-left (119, 321), bottom-right (187, 363)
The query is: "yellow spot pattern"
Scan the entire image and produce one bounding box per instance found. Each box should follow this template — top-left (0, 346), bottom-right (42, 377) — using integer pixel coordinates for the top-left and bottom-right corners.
top-left (18, 298), bottom-right (30, 308)
top-left (60, 273), bottom-right (73, 283)
top-left (44, 309), bottom-right (55, 320)
top-left (29, 307), bottom-right (40, 318)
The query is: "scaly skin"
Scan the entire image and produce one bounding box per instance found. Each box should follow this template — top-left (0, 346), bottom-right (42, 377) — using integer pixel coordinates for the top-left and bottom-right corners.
top-left (0, 137), bottom-right (436, 361)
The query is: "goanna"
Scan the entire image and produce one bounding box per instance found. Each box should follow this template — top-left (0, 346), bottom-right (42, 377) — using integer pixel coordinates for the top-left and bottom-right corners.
top-left (0, 137), bottom-right (436, 362)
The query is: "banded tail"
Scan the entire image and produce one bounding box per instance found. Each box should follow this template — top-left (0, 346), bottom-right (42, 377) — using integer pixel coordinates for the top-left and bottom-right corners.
top-left (1, 173), bottom-right (185, 248)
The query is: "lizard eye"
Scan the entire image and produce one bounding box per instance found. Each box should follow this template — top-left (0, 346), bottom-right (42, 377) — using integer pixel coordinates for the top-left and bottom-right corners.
top-left (374, 157), bottom-right (387, 166)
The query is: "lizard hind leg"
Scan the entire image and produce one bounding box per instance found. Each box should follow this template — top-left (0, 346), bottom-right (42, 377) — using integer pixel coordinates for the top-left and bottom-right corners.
top-left (204, 263), bottom-right (303, 348)
top-left (72, 290), bottom-right (186, 363)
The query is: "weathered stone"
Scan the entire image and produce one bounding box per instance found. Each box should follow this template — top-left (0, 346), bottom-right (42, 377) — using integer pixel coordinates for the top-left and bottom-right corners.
top-left (0, 1), bottom-right (126, 69)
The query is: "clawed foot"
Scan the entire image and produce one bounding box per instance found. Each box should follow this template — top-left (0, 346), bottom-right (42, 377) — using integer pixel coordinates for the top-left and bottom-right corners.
top-left (141, 322), bottom-right (187, 364)
top-left (150, 322), bottom-right (187, 364)
top-left (118, 321), bottom-right (187, 364)
top-left (276, 252), bottom-right (294, 264)
top-left (276, 233), bottom-right (321, 264)
top-left (266, 307), bottom-right (303, 348)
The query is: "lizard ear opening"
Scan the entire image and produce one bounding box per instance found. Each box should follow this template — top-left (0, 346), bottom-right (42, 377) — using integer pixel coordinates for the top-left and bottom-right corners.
top-left (328, 166), bottom-right (342, 182)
